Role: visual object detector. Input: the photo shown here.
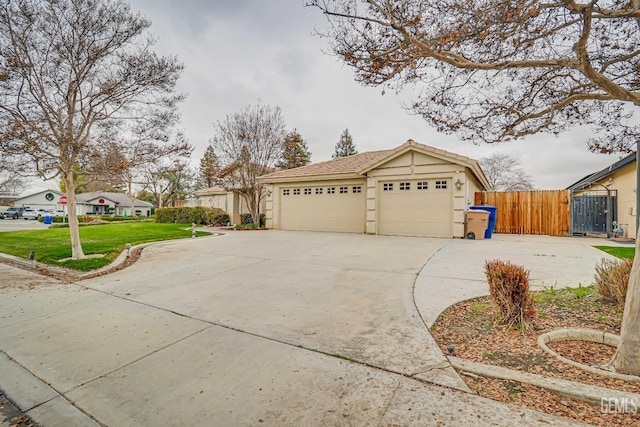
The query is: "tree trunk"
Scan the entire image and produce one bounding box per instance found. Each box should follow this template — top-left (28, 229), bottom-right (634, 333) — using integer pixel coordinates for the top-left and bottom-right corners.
top-left (63, 174), bottom-right (85, 260)
top-left (242, 189), bottom-right (260, 226)
top-left (127, 181), bottom-right (136, 217)
top-left (610, 237), bottom-right (640, 376)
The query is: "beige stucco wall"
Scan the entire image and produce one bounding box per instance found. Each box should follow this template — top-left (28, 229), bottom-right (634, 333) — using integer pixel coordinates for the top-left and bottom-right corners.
top-left (576, 163), bottom-right (636, 238)
top-left (197, 191), bottom-right (265, 224)
top-left (365, 151), bottom-right (475, 237)
top-left (264, 148), bottom-right (486, 238)
top-left (266, 178), bottom-right (366, 232)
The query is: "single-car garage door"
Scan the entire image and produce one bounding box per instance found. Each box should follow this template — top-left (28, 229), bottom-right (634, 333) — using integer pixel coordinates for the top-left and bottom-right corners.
top-left (279, 183), bottom-right (365, 233)
top-left (378, 179), bottom-right (452, 237)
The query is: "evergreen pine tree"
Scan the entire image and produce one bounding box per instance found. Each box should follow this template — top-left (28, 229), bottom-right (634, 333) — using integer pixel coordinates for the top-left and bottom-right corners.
top-left (332, 129), bottom-right (358, 159)
top-left (199, 144), bottom-right (221, 188)
top-left (277, 130), bottom-right (312, 169)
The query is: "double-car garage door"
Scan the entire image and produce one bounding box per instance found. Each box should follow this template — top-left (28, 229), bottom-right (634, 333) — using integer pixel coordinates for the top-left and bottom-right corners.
top-left (378, 179), bottom-right (452, 238)
top-left (279, 183), bottom-right (365, 233)
top-left (278, 178), bottom-right (452, 237)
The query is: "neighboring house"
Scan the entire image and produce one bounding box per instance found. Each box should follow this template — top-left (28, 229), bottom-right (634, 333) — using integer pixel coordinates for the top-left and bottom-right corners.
top-left (13, 189), bottom-right (65, 210)
top-left (194, 162), bottom-right (272, 224)
top-left (75, 192), bottom-right (153, 217)
top-left (259, 140), bottom-right (490, 238)
top-left (567, 152), bottom-right (636, 238)
top-left (13, 189), bottom-right (153, 216)
top-left (194, 186), bottom-right (253, 224)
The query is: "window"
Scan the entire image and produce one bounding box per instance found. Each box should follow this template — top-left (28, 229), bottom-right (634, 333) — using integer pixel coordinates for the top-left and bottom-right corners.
top-left (383, 183), bottom-right (393, 191)
top-left (304, 188), bottom-right (312, 195)
top-left (417, 181), bottom-right (428, 190)
top-left (352, 186), bottom-right (362, 193)
top-left (435, 180), bottom-right (448, 189)
top-left (283, 189), bottom-right (290, 196)
top-left (339, 186), bottom-right (348, 194)
top-left (327, 187), bottom-right (336, 194)
top-left (293, 188), bottom-right (300, 195)
top-left (315, 188), bottom-right (323, 195)
top-left (399, 182), bottom-right (410, 191)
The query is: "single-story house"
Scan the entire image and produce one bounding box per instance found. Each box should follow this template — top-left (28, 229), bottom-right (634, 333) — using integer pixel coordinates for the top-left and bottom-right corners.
top-left (259, 140), bottom-right (490, 238)
top-left (12, 189), bottom-right (153, 217)
top-left (194, 162), bottom-right (271, 224)
top-left (12, 189), bottom-right (65, 210)
top-left (194, 186), bottom-right (254, 224)
top-left (567, 152), bottom-right (636, 238)
top-left (75, 192), bottom-right (153, 217)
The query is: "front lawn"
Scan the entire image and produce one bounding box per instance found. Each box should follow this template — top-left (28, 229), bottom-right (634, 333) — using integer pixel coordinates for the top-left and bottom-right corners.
top-left (0, 222), bottom-right (211, 271)
top-left (594, 245), bottom-right (635, 259)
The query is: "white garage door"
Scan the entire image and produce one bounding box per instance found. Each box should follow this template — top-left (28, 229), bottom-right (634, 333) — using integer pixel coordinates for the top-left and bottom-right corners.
top-left (378, 179), bottom-right (452, 237)
top-left (279, 184), bottom-right (365, 233)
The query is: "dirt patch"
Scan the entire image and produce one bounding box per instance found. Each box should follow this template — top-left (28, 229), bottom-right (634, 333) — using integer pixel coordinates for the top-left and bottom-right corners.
top-left (431, 288), bottom-right (640, 426)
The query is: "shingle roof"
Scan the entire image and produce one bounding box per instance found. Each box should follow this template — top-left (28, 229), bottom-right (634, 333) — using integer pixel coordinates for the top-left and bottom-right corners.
top-left (260, 149), bottom-right (393, 180)
top-left (77, 192), bottom-right (152, 207)
top-left (259, 140), bottom-right (490, 189)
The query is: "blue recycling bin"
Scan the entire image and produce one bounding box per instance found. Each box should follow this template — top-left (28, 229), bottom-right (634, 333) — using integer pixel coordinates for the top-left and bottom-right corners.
top-left (470, 205), bottom-right (497, 238)
top-left (43, 215), bottom-right (53, 225)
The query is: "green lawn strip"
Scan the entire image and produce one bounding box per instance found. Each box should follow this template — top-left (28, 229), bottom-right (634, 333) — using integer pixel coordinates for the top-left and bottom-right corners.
top-left (594, 245), bottom-right (635, 260)
top-left (0, 222), bottom-right (211, 271)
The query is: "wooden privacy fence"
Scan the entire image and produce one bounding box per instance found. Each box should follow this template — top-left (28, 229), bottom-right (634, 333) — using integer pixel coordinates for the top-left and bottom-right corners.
top-left (474, 190), bottom-right (571, 236)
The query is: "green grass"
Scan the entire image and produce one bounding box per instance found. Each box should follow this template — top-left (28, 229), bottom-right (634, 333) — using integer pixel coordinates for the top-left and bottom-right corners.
top-left (594, 246), bottom-right (635, 259)
top-left (0, 222), bottom-right (211, 271)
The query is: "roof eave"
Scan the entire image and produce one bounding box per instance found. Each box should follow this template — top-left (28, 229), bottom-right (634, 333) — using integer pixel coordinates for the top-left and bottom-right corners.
top-left (259, 173), bottom-right (363, 184)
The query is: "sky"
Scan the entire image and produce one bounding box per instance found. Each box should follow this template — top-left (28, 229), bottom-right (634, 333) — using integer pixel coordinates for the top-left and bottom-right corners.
top-left (25, 0), bottom-right (623, 194)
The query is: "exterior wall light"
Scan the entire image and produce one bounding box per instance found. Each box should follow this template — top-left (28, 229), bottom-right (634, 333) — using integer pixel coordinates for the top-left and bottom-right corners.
top-left (455, 179), bottom-right (463, 189)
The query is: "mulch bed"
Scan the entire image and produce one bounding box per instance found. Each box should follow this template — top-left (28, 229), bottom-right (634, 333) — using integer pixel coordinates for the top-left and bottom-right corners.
top-left (0, 393), bottom-right (37, 427)
top-left (0, 247), bottom-right (143, 283)
top-left (431, 289), bottom-right (640, 426)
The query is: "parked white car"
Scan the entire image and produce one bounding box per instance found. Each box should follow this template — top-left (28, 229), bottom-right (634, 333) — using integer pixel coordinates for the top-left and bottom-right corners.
top-left (22, 208), bottom-right (46, 220)
top-left (43, 209), bottom-right (65, 217)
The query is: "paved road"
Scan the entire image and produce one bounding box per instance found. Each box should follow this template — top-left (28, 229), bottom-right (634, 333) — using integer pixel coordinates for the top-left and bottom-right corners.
top-left (0, 218), bottom-right (49, 232)
top-left (0, 230), bottom-right (613, 426)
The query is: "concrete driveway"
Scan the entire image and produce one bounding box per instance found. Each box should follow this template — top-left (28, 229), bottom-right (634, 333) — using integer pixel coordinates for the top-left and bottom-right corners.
top-left (0, 230), bottom-right (613, 426)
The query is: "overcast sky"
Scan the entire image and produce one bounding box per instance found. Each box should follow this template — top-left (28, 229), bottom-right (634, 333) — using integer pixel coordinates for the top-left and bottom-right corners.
top-left (26, 0), bottom-right (624, 193)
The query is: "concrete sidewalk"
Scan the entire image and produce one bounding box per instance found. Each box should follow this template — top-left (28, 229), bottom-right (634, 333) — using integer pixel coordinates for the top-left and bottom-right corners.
top-left (0, 231), bottom-right (612, 426)
top-left (414, 234), bottom-right (624, 326)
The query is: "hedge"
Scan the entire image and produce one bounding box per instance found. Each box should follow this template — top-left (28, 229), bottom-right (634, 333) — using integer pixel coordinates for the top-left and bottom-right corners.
top-left (155, 207), bottom-right (228, 225)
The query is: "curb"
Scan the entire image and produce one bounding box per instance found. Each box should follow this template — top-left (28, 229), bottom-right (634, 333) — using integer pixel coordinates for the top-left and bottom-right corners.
top-left (449, 356), bottom-right (640, 411)
top-left (0, 231), bottom-right (222, 281)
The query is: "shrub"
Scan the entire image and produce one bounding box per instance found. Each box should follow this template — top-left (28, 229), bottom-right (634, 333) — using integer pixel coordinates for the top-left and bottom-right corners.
top-left (595, 257), bottom-right (632, 308)
top-left (213, 213), bottom-right (230, 225)
top-left (155, 207), bottom-right (226, 225)
top-left (155, 208), bottom-right (175, 223)
top-left (484, 260), bottom-right (536, 329)
top-left (240, 213), bottom-right (265, 227)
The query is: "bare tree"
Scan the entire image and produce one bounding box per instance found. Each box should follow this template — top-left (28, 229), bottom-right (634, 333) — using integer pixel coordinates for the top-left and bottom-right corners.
top-left (311, 0), bottom-right (640, 375)
top-left (480, 153), bottom-right (534, 191)
top-left (0, 0), bottom-right (183, 259)
top-left (0, 154), bottom-right (27, 195)
top-left (142, 159), bottom-right (195, 208)
top-left (211, 102), bottom-right (286, 225)
top-left (90, 121), bottom-right (192, 215)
